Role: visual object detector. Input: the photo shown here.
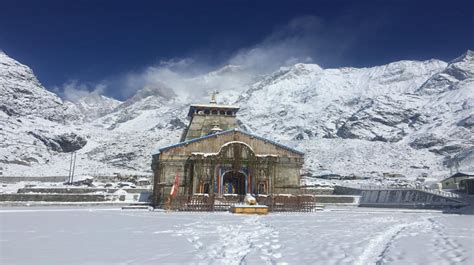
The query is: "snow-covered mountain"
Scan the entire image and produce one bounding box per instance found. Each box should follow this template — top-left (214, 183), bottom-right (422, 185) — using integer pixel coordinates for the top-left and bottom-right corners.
top-left (231, 53), bottom-right (473, 178)
top-left (64, 92), bottom-right (122, 122)
top-left (0, 51), bottom-right (66, 122)
top-left (0, 50), bottom-right (472, 180)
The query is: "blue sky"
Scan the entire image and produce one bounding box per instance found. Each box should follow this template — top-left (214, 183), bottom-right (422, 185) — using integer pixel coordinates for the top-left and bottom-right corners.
top-left (0, 0), bottom-right (473, 100)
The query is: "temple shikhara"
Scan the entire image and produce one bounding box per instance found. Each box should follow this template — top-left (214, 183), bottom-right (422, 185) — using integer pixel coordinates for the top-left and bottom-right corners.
top-left (151, 93), bottom-right (304, 206)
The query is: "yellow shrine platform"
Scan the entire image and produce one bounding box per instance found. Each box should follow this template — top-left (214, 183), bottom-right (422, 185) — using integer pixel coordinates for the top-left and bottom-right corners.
top-left (230, 204), bottom-right (269, 215)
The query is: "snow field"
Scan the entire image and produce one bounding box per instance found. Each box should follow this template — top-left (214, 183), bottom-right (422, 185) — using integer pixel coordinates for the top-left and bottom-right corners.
top-left (1, 207), bottom-right (473, 264)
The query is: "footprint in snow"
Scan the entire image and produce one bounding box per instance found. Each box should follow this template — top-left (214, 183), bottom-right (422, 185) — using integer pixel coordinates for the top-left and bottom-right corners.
top-left (153, 230), bottom-right (173, 234)
top-left (272, 244), bottom-right (281, 250)
top-left (273, 253), bottom-right (283, 259)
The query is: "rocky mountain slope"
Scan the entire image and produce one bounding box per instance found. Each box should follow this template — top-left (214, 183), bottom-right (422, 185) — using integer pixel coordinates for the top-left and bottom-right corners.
top-left (0, 50), bottom-right (472, 180)
top-left (63, 92), bottom-right (122, 122)
top-left (0, 52), bottom-right (66, 122)
top-left (232, 52), bottom-right (473, 178)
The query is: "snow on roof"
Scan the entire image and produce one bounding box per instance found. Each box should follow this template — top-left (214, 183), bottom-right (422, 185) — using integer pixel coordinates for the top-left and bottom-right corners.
top-left (189, 141), bottom-right (280, 158)
top-left (189, 103), bottom-right (240, 109)
top-left (451, 172), bottom-right (474, 176)
top-left (441, 172), bottom-right (474, 181)
top-left (151, 128), bottom-right (304, 156)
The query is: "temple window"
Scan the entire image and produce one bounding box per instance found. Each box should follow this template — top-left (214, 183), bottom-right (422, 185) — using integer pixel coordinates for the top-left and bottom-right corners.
top-left (212, 110), bottom-right (218, 115)
top-left (204, 109), bottom-right (210, 115)
top-left (226, 110), bottom-right (233, 116)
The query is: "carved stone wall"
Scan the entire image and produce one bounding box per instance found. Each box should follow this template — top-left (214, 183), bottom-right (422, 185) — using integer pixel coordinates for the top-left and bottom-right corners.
top-left (152, 131), bottom-right (304, 206)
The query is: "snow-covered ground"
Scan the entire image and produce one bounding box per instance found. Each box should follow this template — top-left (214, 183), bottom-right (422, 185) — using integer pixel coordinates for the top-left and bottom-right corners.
top-left (1, 207), bottom-right (472, 264)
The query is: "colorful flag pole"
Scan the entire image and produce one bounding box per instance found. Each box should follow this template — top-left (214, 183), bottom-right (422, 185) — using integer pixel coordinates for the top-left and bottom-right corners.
top-left (166, 171), bottom-right (180, 210)
top-left (170, 172), bottom-right (180, 197)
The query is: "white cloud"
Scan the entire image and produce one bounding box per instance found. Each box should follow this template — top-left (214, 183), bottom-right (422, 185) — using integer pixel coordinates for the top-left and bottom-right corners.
top-left (115, 62), bottom-right (256, 101)
top-left (108, 16), bottom-right (328, 100)
top-left (55, 15), bottom-right (362, 101)
top-left (55, 80), bottom-right (107, 102)
top-left (228, 16), bottom-right (322, 73)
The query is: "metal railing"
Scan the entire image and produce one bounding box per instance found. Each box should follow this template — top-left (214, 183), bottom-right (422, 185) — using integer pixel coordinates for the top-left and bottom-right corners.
top-left (343, 184), bottom-right (461, 199)
top-left (163, 194), bottom-right (319, 212)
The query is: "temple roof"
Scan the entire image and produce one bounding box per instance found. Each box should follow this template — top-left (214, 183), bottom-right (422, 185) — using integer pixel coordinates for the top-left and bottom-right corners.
top-left (187, 103), bottom-right (240, 117)
top-left (152, 128), bottom-right (304, 156)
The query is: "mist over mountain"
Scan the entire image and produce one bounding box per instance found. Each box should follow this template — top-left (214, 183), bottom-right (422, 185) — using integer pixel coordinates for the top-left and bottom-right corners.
top-left (0, 50), bottom-right (472, 180)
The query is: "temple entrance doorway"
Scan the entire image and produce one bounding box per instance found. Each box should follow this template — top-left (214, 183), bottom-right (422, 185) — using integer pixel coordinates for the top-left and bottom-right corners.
top-left (222, 171), bottom-right (246, 195)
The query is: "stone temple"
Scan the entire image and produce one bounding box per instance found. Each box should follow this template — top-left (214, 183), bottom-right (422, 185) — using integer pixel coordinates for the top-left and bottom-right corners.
top-left (151, 94), bottom-right (304, 206)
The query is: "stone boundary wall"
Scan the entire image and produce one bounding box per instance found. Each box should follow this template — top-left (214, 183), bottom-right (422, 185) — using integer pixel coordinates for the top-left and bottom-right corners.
top-left (0, 202), bottom-right (151, 207)
top-left (0, 192), bottom-right (152, 203)
top-left (333, 186), bottom-right (363, 195)
top-left (300, 188), bottom-right (334, 195)
top-left (359, 189), bottom-right (466, 208)
top-left (0, 175), bottom-right (148, 183)
top-left (314, 195), bottom-right (359, 204)
top-left (0, 194), bottom-right (110, 202)
top-left (0, 176), bottom-right (67, 183)
top-left (17, 188), bottom-right (151, 194)
top-left (334, 185), bottom-right (467, 208)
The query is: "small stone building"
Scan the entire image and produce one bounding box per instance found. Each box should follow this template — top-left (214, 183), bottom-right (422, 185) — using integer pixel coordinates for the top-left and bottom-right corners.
top-left (440, 172), bottom-right (474, 190)
top-left (151, 97), bottom-right (304, 206)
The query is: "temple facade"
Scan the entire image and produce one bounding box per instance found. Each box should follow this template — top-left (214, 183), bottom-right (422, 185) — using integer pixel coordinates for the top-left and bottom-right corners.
top-left (151, 96), bottom-right (304, 206)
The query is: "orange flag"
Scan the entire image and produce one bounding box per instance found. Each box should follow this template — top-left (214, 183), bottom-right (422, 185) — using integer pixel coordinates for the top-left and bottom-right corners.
top-left (170, 173), bottom-right (180, 197)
